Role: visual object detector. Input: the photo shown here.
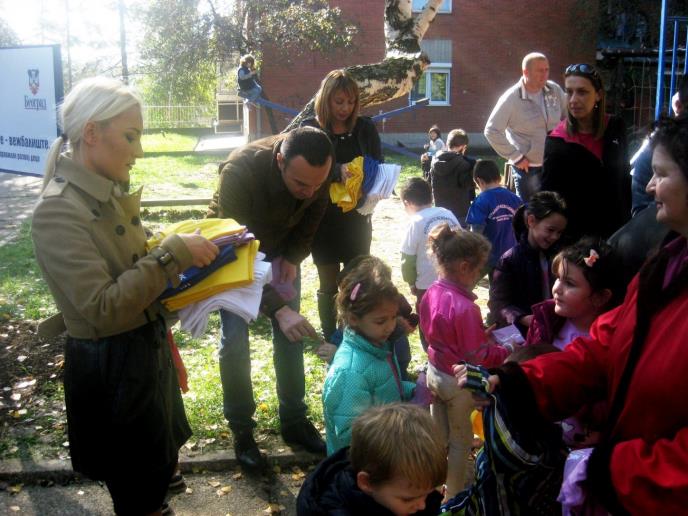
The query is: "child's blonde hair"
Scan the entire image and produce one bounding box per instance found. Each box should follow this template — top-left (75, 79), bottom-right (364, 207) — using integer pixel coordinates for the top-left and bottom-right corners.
top-left (336, 256), bottom-right (398, 324)
top-left (428, 223), bottom-right (491, 271)
top-left (350, 403), bottom-right (447, 488)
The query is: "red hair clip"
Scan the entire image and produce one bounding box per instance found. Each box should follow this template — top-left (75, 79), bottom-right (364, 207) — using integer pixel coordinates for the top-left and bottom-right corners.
top-left (583, 249), bottom-right (599, 267)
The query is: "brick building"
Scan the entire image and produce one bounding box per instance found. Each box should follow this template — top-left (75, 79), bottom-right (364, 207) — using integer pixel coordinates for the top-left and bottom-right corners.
top-left (254, 0), bottom-right (599, 146)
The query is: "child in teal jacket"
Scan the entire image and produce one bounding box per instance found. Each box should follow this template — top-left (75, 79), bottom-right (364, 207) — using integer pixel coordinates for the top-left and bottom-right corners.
top-left (322, 257), bottom-right (415, 455)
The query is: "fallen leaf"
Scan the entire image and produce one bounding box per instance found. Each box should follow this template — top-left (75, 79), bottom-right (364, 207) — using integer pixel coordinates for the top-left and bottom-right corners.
top-left (185, 487), bottom-right (193, 494)
top-left (263, 503), bottom-right (285, 514)
top-left (77, 490), bottom-right (84, 496)
top-left (15, 379), bottom-right (36, 389)
top-left (184, 441), bottom-right (197, 450)
top-left (232, 472), bottom-right (242, 480)
top-left (9, 506), bottom-right (20, 512)
top-left (220, 485), bottom-right (232, 493)
top-left (9, 484), bottom-right (23, 494)
top-left (10, 393), bottom-right (20, 401)
top-left (16, 355), bottom-right (27, 363)
top-left (208, 480), bottom-right (221, 488)
top-left (62, 441), bottom-right (69, 447)
top-left (216, 488), bottom-right (227, 497)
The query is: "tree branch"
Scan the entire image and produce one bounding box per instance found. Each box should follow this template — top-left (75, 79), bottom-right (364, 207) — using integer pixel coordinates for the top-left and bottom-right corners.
top-left (284, 0), bottom-right (443, 131)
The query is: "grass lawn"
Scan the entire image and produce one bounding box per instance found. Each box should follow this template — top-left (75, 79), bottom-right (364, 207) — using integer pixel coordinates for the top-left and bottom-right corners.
top-left (0, 139), bottom-right (491, 461)
top-left (142, 132), bottom-right (199, 153)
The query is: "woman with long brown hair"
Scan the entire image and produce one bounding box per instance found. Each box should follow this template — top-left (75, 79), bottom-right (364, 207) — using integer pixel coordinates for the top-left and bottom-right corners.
top-left (300, 69), bottom-right (383, 339)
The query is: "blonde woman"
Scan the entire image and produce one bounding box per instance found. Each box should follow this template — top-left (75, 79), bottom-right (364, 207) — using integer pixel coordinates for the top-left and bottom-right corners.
top-left (32, 77), bottom-right (218, 515)
top-left (300, 69), bottom-right (382, 339)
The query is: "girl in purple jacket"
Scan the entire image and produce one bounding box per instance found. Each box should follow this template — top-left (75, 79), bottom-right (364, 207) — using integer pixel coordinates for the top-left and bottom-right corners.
top-left (526, 237), bottom-right (624, 350)
top-left (419, 224), bottom-right (512, 499)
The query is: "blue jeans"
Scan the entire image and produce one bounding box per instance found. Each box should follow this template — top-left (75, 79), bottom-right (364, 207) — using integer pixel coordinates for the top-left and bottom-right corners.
top-left (218, 270), bottom-right (306, 432)
top-left (511, 165), bottom-right (542, 202)
top-left (238, 85), bottom-right (262, 102)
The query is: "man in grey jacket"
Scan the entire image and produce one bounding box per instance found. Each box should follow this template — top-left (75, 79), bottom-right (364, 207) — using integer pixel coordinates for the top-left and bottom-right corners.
top-left (484, 52), bottom-right (566, 201)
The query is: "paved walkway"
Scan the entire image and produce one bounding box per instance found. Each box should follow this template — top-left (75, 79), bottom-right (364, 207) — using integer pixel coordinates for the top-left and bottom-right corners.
top-left (0, 470), bottom-right (302, 515)
top-left (0, 173), bottom-right (42, 247)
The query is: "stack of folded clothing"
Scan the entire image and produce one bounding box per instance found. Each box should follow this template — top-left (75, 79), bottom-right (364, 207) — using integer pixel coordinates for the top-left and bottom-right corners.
top-left (328, 155), bottom-right (401, 216)
top-left (356, 160), bottom-right (401, 216)
top-left (146, 218), bottom-right (265, 312)
top-left (178, 252), bottom-right (273, 337)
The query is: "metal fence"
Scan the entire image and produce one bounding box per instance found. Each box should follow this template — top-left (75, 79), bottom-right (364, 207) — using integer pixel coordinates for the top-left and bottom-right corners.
top-left (142, 105), bottom-right (216, 129)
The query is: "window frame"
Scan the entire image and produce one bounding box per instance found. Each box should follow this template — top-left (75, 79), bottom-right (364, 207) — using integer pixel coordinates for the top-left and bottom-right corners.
top-left (410, 63), bottom-right (452, 107)
top-left (412, 0), bottom-right (452, 14)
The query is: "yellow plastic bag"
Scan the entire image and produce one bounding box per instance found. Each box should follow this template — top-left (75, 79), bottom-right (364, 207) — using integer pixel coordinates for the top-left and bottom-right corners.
top-left (329, 156), bottom-right (364, 212)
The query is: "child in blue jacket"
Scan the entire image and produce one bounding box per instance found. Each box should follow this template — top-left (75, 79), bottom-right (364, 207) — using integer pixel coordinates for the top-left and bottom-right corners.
top-left (322, 257), bottom-right (415, 455)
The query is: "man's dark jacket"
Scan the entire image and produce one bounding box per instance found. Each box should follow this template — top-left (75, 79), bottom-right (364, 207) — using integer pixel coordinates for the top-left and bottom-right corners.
top-left (207, 134), bottom-right (332, 314)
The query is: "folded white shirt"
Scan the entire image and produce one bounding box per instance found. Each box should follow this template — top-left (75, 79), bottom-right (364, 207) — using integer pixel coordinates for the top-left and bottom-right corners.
top-left (357, 163), bottom-right (401, 215)
top-left (178, 253), bottom-right (272, 337)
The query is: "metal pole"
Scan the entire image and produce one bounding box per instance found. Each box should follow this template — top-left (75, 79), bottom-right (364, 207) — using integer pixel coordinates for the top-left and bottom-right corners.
top-left (669, 18), bottom-right (679, 111)
top-left (685, 25), bottom-right (688, 74)
top-left (656, 0), bottom-right (668, 120)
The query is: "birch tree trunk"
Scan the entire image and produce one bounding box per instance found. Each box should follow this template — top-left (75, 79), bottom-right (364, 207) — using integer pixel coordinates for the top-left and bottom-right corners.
top-left (284, 0), bottom-right (444, 131)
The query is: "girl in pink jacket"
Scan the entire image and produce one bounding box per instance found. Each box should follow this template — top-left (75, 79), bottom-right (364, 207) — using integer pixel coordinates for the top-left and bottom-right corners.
top-left (419, 224), bottom-right (511, 499)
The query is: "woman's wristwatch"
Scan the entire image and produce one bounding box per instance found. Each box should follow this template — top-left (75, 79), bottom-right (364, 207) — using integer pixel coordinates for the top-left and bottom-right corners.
top-left (150, 246), bottom-right (175, 269)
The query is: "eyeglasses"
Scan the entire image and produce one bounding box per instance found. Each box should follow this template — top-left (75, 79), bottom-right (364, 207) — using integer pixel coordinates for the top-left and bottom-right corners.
top-left (565, 63), bottom-right (602, 88)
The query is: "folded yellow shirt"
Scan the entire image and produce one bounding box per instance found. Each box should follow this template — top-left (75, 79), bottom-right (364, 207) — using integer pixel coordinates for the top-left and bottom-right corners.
top-left (162, 239), bottom-right (260, 311)
top-left (146, 218), bottom-right (245, 250)
top-left (329, 156), bottom-right (364, 212)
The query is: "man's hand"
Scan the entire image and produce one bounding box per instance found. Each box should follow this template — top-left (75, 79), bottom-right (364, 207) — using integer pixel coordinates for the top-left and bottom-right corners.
top-left (275, 306), bottom-right (318, 342)
top-left (279, 259), bottom-right (298, 284)
top-left (514, 157), bottom-right (530, 172)
top-left (452, 363), bottom-right (499, 410)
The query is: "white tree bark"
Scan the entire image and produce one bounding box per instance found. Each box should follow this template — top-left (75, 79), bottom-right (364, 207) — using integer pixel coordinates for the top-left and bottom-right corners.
top-left (285, 0), bottom-right (444, 130)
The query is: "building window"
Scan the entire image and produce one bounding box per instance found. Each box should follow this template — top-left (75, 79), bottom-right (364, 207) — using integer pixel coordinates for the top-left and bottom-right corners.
top-left (412, 0), bottom-right (452, 13)
top-left (410, 65), bottom-right (451, 106)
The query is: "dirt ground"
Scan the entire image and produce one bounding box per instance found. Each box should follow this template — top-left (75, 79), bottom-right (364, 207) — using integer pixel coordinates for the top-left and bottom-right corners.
top-left (0, 321), bottom-right (68, 460)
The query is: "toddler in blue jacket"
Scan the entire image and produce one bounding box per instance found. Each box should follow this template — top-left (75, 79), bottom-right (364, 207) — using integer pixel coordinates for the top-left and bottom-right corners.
top-left (322, 257), bottom-right (415, 455)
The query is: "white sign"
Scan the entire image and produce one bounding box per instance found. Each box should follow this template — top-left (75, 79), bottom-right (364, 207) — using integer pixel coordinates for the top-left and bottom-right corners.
top-left (0, 45), bottom-right (63, 176)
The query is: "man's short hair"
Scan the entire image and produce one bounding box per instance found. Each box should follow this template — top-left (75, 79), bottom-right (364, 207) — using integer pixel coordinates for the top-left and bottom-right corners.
top-left (522, 52), bottom-right (547, 72)
top-left (473, 159), bottom-right (501, 183)
top-left (350, 403), bottom-right (447, 488)
top-left (400, 177), bottom-right (432, 205)
top-left (446, 128), bottom-right (469, 149)
top-left (280, 126), bottom-right (334, 168)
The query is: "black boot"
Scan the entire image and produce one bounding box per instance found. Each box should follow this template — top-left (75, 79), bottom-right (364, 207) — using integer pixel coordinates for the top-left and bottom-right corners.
top-left (233, 429), bottom-right (267, 472)
top-left (317, 290), bottom-right (337, 340)
top-left (281, 419), bottom-right (326, 455)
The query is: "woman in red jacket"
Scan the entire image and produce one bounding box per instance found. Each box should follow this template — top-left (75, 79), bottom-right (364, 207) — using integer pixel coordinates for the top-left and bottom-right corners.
top-left (455, 114), bottom-right (688, 514)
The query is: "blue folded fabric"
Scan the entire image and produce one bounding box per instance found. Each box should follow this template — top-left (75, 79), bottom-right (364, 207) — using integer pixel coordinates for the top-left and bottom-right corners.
top-left (159, 245), bottom-right (237, 300)
top-left (361, 155), bottom-right (379, 195)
